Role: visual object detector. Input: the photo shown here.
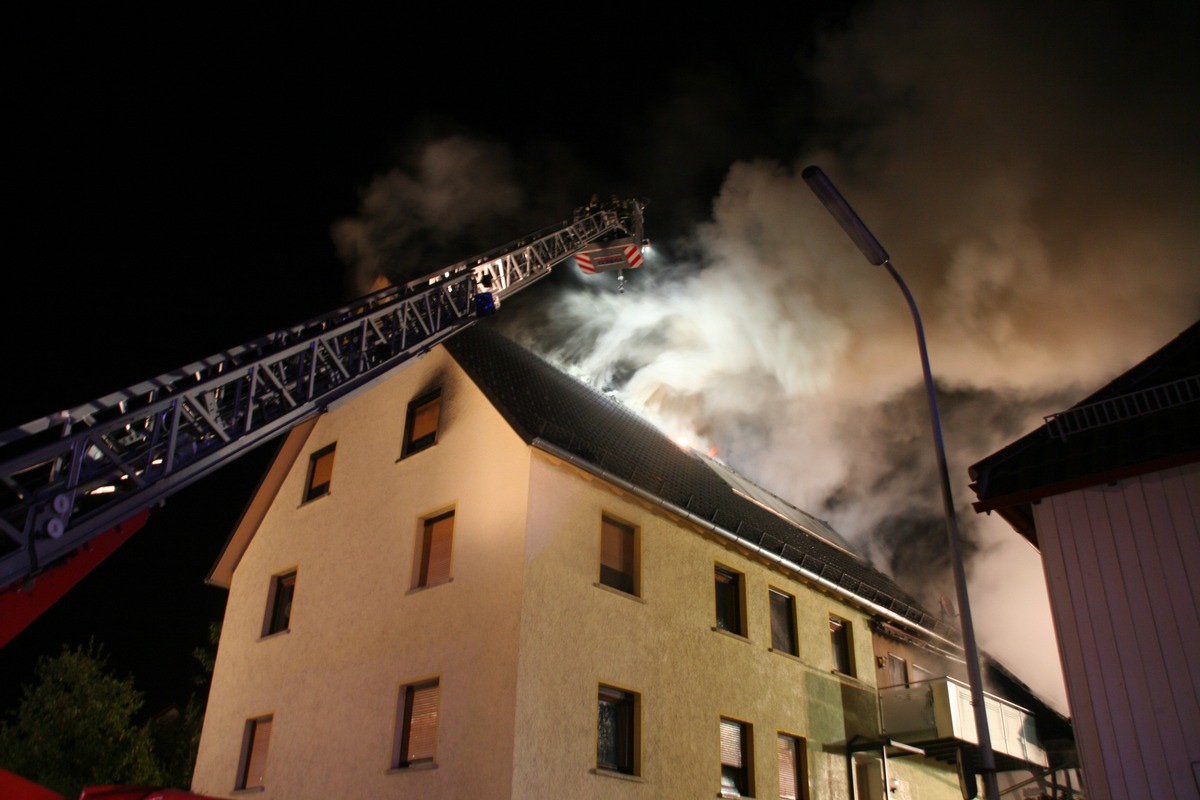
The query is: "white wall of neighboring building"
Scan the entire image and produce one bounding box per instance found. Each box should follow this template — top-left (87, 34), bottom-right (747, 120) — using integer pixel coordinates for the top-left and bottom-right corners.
top-left (1033, 462), bottom-right (1200, 800)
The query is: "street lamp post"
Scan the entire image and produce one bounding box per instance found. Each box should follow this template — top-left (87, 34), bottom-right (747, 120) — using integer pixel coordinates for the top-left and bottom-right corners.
top-left (802, 165), bottom-right (1000, 800)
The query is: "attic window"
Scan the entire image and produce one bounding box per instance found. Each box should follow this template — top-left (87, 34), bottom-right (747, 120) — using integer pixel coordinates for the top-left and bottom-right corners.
top-left (403, 390), bottom-right (442, 457)
top-left (304, 443), bottom-right (336, 502)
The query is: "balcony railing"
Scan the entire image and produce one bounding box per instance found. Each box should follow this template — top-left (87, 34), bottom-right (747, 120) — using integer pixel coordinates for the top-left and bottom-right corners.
top-left (879, 677), bottom-right (1048, 769)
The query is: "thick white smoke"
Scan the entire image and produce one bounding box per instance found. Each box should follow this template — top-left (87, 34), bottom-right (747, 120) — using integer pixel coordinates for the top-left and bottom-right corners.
top-left (337, 0), bottom-right (1200, 713)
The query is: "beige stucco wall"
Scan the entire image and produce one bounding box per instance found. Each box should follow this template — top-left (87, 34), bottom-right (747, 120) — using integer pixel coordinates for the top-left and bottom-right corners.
top-left (510, 453), bottom-right (962, 800)
top-left (192, 346), bottom-right (534, 798)
top-left (191, 342), bottom-right (967, 800)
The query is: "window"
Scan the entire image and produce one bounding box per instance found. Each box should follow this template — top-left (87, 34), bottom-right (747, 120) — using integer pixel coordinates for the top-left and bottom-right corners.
top-left (394, 679), bottom-right (440, 768)
top-left (303, 443), bottom-right (336, 502)
top-left (714, 566), bottom-right (744, 636)
top-left (720, 717), bottom-right (753, 797)
top-left (769, 589), bottom-right (797, 656)
top-left (415, 511), bottom-right (454, 588)
top-left (402, 390), bottom-right (442, 456)
top-left (597, 685), bottom-right (639, 775)
top-left (236, 715), bottom-right (272, 790)
top-left (599, 515), bottom-right (638, 595)
top-left (777, 733), bottom-right (806, 800)
top-left (886, 653), bottom-right (908, 688)
top-left (263, 571), bottom-right (296, 636)
top-left (830, 615), bottom-right (854, 675)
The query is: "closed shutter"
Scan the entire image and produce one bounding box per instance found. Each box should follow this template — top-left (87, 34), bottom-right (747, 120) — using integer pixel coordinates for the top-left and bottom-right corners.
top-left (243, 717), bottom-right (272, 788)
top-left (720, 718), bottom-right (749, 796)
top-left (404, 392), bottom-right (442, 455)
top-left (421, 512), bottom-right (454, 586)
top-left (721, 718), bottom-right (744, 768)
top-left (410, 399), bottom-right (440, 443)
top-left (305, 444), bottom-right (335, 500)
top-left (777, 734), bottom-right (799, 800)
top-left (406, 681), bottom-right (440, 763)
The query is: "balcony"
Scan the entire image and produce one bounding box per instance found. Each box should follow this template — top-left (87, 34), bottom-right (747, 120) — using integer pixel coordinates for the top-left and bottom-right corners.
top-left (878, 677), bottom-right (1048, 771)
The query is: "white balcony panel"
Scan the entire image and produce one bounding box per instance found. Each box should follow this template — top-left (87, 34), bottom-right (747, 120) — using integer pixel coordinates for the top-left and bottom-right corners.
top-left (879, 678), bottom-right (1048, 768)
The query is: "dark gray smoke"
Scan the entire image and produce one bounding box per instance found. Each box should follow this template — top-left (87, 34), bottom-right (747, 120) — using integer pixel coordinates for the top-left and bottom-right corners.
top-left (336, 0), bottom-right (1200, 712)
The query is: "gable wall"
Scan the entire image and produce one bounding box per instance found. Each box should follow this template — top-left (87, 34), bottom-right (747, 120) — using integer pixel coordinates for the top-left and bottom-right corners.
top-left (192, 346), bottom-right (534, 798)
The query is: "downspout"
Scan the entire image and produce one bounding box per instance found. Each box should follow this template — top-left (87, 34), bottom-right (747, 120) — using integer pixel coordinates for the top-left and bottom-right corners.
top-left (533, 438), bottom-right (963, 652)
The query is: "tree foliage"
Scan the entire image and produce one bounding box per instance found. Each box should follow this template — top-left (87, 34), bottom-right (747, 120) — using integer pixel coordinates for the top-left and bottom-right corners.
top-left (0, 641), bottom-right (161, 796)
top-left (150, 621), bottom-right (220, 789)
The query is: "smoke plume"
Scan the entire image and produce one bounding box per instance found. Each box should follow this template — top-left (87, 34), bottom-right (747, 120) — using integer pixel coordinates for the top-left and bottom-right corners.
top-left (337, 0), bottom-right (1200, 712)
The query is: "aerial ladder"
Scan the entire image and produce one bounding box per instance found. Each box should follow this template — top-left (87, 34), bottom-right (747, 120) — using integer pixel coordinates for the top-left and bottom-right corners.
top-left (0, 198), bottom-right (647, 641)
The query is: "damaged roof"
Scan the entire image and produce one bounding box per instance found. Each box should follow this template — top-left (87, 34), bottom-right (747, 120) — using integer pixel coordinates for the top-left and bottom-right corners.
top-left (445, 322), bottom-right (958, 643)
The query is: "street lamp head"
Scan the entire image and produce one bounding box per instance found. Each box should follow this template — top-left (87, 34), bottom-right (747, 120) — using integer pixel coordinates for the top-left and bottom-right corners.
top-left (801, 165), bottom-right (891, 267)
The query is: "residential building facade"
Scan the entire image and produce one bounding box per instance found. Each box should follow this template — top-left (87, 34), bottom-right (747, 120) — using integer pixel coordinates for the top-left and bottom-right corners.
top-left (193, 324), bottom-right (1051, 799)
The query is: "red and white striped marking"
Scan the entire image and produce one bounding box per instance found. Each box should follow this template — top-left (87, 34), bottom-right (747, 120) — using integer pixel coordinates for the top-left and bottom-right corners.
top-left (576, 245), bottom-right (643, 274)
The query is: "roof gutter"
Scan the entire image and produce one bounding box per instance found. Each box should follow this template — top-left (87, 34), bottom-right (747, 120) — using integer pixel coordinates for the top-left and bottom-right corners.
top-left (532, 438), bottom-right (963, 653)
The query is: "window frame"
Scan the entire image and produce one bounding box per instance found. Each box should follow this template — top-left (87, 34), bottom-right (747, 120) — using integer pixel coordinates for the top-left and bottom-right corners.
top-left (393, 678), bottom-right (440, 769)
top-left (596, 684), bottom-right (640, 776)
top-left (413, 510), bottom-right (454, 589)
top-left (768, 588), bottom-right (798, 656)
top-left (830, 614), bottom-right (855, 676)
top-left (776, 732), bottom-right (806, 800)
top-left (719, 716), bottom-right (753, 798)
top-left (401, 390), bottom-right (442, 458)
top-left (303, 443), bottom-right (336, 503)
top-left (598, 514), bottom-right (639, 597)
top-left (262, 570), bottom-right (297, 637)
top-left (235, 715), bottom-right (273, 791)
top-left (714, 565), bottom-right (746, 637)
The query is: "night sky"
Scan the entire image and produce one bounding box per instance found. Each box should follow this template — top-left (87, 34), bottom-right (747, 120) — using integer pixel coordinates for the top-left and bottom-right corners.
top-left (5, 1), bottom-right (1199, 722)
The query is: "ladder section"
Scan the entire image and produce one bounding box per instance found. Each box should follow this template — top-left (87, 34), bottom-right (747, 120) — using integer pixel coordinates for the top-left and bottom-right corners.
top-left (0, 201), bottom-right (643, 589)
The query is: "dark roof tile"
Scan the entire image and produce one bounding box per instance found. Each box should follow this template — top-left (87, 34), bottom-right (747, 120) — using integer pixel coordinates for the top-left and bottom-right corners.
top-left (971, 320), bottom-right (1200, 509)
top-left (445, 322), bottom-right (955, 641)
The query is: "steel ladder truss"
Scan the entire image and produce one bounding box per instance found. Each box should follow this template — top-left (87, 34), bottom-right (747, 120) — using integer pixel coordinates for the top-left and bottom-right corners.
top-left (0, 200), bottom-right (643, 589)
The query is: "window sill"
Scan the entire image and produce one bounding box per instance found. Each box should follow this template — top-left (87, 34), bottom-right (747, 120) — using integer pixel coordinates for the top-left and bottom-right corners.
top-left (231, 788), bottom-right (265, 795)
top-left (718, 792), bottom-right (755, 799)
top-left (592, 582), bottom-right (645, 603)
top-left (396, 445), bottom-right (437, 463)
top-left (298, 491), bottom-right (330, 508)
top-left (257, 629), bottom-right (291, 642)
top-left (407, 578), bottom-right (454, 595)
top-left (591, 768), bottom-right (644, 783)
top-left (389, 762), bottom-right (438, 773)
top-left (767, 647), bottom-right (803, 663)
top-left (711, 626), bottom-right (750, 643)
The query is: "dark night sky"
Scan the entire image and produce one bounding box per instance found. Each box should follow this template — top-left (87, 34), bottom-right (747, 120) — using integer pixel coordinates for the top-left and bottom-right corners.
top-left (4, 1), bottom-right (1199, 721)
top-left (1, 8), bottom-right (855, 714)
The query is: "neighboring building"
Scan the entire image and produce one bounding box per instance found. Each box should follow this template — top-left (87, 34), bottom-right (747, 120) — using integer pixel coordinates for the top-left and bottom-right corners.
top-left (971, 320), bottom-right (1200, 800)
top-left (192, 323), bottom-right (1053, 799)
